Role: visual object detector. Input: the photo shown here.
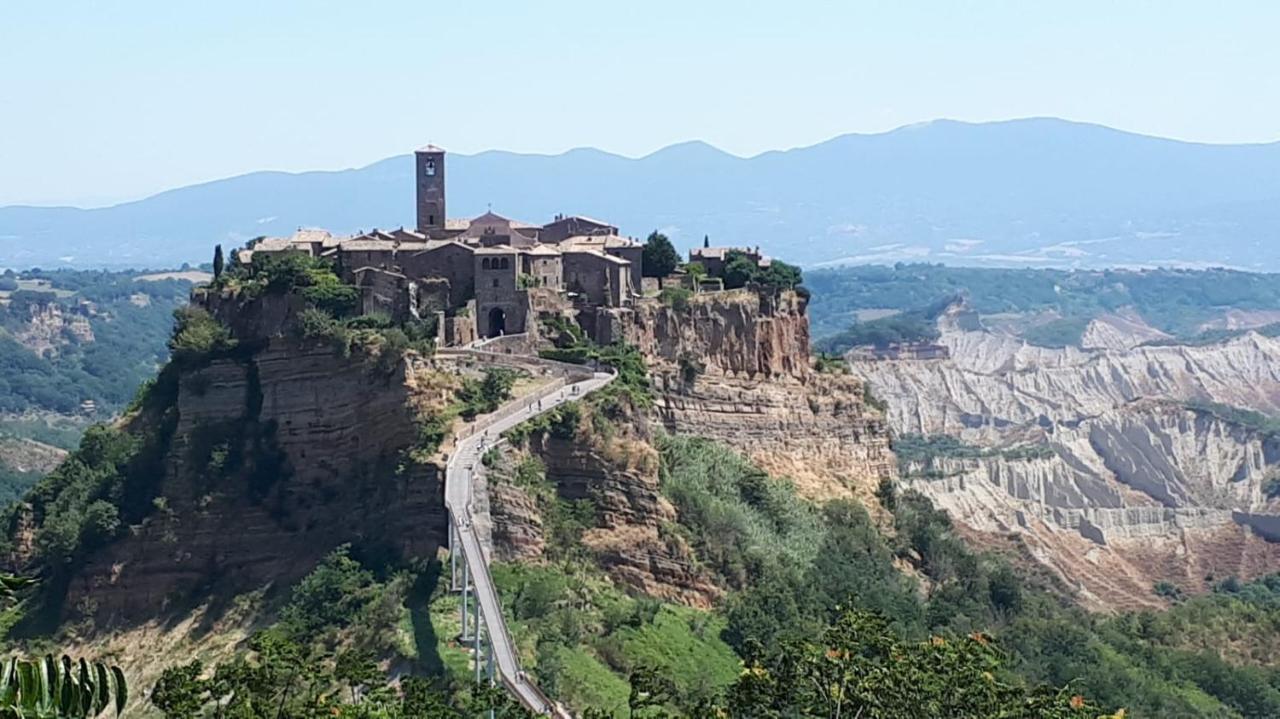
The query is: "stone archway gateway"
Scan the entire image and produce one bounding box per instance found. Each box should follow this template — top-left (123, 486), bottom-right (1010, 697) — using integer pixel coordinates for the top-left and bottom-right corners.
top-left (487, 307), bottom-right (506, 337)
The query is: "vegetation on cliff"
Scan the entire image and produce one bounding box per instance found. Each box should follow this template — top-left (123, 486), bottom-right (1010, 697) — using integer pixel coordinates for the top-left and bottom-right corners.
top-left (210, 252), bottom-right (358, 317)
top-left (487, 408), bottom-right (1280, 718)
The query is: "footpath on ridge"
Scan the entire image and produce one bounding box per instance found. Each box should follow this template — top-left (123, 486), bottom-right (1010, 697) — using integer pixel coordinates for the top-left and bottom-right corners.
top-left (441, 339), bottom-right (615, 716)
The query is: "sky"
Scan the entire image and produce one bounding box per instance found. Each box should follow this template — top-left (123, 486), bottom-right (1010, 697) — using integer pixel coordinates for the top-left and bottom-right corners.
top-left (2, 0), bottom-right (1279, 207)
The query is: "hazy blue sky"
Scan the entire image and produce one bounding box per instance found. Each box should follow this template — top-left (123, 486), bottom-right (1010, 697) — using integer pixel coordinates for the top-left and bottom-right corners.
top-left (3, 1), bottom-right (1279, 206)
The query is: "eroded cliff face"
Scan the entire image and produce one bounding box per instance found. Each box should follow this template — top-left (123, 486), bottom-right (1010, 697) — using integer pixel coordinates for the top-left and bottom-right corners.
top-left (625, 290), bottom-right (896, 500)
top-left (621, 289), bottom-right (812, 379)
top-left (868, 305), bottom-right (1280, 443)
top-left (11, 299), bottom-right (95, 358)
top-left (487, 417), bottom-right (722, 608)
top-left (484, 289), bottom-right (896, 606)
top-left (69, 338), bottom-right (450, 623)
top-left (853, 305), bottom-right (1280, 609)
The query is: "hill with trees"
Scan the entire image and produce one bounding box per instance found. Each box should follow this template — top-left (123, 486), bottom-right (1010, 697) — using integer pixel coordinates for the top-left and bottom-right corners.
top-left (7, 118), bottom-right (1280, 270)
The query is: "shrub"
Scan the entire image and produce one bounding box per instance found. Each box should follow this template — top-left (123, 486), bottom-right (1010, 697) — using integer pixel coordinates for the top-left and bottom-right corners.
top-left (539, 347), bottom-right (591, 364)
top-left (678, 353), bottom-right (704, 384)
top-left (168, 307), bottom-right (236, 362)
top-left (343, 312), bottom-right (393, 330)
top-left (813, 352), bottom-right (847, 373)
top-left (278, 545), bottom-right (376, 641)
top-left (297, 308), bottom-right (350, 351)
top-left (457, 368), bottom-right (520, 420)
top-left (659, 287), bottom-right (693, 311)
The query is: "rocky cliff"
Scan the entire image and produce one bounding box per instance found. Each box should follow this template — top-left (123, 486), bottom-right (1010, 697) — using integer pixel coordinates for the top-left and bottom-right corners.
top-left (620, 289), bottom-right (813, 379)
top-left (42, 283), bottom-right (894, 624)
top-left (486, 413), bottom-right (722, 608)
top-left (68, 338), bottom-right (452, 623)
top-left (9, 298), bottom-right (95, 358)
top-left (483, 288), bottom-right (896, 604)
top-left (853, 304), bottom-right (1280, 609)
top-left (626, 290), bottom-right (896, 500)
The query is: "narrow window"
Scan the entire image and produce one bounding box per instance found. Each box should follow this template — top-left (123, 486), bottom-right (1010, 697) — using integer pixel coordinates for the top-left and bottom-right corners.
top-left (428, 214), bottom-right (435, 225)
top-left (425, 160), bottom-right (436, 176)
top-left (492, 278), bottom-right (499, 288)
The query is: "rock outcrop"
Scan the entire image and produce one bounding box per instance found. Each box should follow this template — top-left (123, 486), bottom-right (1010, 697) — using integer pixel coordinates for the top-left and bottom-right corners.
top-left (11, 299), bottom-right (94, 358)
top-left (0, 437), bottom-right (67, 476)
top-left (625, 289), bottom-right (897, 500)
top-left (487, 423), bottom-right (722, 608)
top-left (619, 289), bottom-right (813, 379)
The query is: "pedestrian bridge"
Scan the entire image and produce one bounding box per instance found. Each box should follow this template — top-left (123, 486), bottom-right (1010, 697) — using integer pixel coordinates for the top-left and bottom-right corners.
top-left (442, 343), bottom-right (614, 716)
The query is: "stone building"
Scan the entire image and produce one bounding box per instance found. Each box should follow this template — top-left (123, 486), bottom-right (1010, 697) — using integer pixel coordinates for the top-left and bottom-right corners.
top-left (474, 246), bottom-right (523, 338)
top-left (402, 241), bottom-right (476, 308)
top-left (416, 146), bottom-right (446, 234)
top-left (540, 214), bottom-right (618, 244)
top-left (688, 245), bottom-right (769, 277)
top-left (240, 144), bottom-right (654, 343)
top-left (563, 250), bottom-right (631, 308)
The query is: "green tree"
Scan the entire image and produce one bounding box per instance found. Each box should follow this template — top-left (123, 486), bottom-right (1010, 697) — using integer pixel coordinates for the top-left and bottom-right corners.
top-left (721, 253), bottom-right (757, 290)
top-left (151, 662), bottom-right (204, 718)
top-left (212, 244), bottom-right (224, 280)
top-left (725, 608), bottom-right (1105, 719)
top-left (641, 232), bottom-right (680, 278)
top-left (168, 307), bottom-right (237, 362)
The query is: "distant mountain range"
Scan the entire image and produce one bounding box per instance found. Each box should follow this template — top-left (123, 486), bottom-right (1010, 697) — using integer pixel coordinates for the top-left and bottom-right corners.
top-left (4, 118), bottom-right (1280, 270)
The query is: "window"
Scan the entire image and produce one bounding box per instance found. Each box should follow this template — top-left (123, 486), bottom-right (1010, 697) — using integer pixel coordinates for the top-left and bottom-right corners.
top-left (482, 258), bottom-right (491, 270)
top-left (492, 278), bottom-right (500, 288)
top-left (425, 160), bottom-right (436, 176)
top-left (428, 214), bottom-right (435, 225)
top-left (500, 257), bottom-right (510, 270)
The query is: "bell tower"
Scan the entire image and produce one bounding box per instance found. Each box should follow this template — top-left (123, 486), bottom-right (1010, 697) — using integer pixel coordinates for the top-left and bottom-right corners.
top-left (415, 145), bottom-right (446, 234)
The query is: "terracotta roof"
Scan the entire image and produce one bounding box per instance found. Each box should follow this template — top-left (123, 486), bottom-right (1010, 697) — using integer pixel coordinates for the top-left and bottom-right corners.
top-left (352, 266), bottom-right (407, 280)
top-left (410, 240), bottom-right (475, 256)
top-left (250, 237), bottom-right (297, 252)
top-left (391, 228), bottom-right (427, 241)
top-left (339, 239), bottom-right (433, 252)
top-left (471, 211), bottom-right (510, 224)
top-left (559, 234), bottom-right (640, 250)
top-left (563, 248), bottom-right (630, 265)
top-left (468, 210), bottom-right (539, 230)
top-left (291, 228), bottom-right (337, 246)
top-left (548, 214), bottom-right (614, 228)
top-left (690, 247), bottom-right (730, 259)
top-left (524, 244), bottom-right (562, 256)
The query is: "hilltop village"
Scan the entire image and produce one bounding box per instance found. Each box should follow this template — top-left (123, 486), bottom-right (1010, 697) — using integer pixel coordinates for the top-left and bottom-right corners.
top-left (236, 145), bottom-right (775, 346)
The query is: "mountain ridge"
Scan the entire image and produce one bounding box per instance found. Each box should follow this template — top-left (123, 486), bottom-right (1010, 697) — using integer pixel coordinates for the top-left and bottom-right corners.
top-left (5, 117), bottom-right (1280, 269)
